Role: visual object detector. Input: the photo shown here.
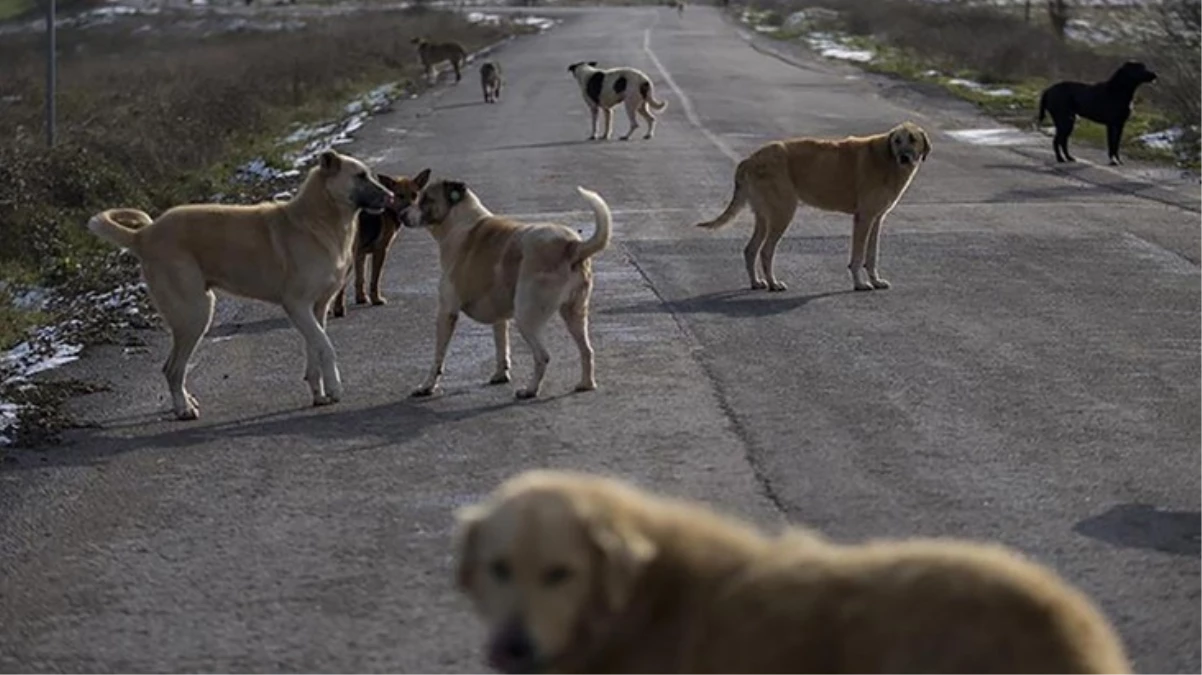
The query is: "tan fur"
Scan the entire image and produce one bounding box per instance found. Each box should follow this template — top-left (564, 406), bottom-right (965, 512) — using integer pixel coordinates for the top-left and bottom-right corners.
top-left (480, 61), bottom-right (503, 104)
top-left (456, 470), bottom-right (1132, 675)
top-left (86, 150), bottom-right (394, 420)
top-left (695, 121), bottom-right (932, 292)
top-left (412, 36), bottom-right (468, 83)
top-left (331, 170), bottom-right (430, 318)
top-left (402, 180), bottom-right (611, 399)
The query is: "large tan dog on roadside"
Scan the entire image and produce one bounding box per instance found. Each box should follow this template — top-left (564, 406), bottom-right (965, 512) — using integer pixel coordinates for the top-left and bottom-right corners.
top-left (696, 122), bottom-right (931, 292)
top-left (86, 150), bottom-right (394, 420)
top-left (401, 180), bottom-right (611, 399)
top-left (455, 470), bottom-right (1131, 674)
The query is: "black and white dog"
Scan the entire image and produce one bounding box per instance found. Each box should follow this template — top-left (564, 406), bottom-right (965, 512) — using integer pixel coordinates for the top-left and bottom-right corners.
top-left (567, 62), bottom-right (669, 141)
top-left (1037, 61), bottom-right (1157, 165)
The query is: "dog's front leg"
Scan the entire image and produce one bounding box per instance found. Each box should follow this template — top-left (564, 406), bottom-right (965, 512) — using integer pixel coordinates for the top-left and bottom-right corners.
top-left (602, 107), bottom-right (614, 141)
top-left (848, 211), bottom-right (875, 291)
top-left (413, 305), bottom-right (459, 398)
top-left (286, 298), bottom-right (342, 405)
top-left (588, 105), bottom-right (599, 140)
top-left (864, 214), bottom-right (891, 290)
top-left (489, 320), bottom-right (511, 384)
top-left (369, 249), bottom-right (389, 305)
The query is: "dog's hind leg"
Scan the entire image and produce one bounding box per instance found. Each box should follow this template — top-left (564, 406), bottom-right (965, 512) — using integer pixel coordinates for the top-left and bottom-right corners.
top-left (758, 203), bottom-right (797, 293)
top-left (602, 107), bottom-right (614, 141)
top-left (353, 251), bottom-right (370, 305)
top-left (560, 298), bottom-right (596, 392)
top-left (284, 298), bottom-right (341, 405)
top-left (513, 285), bottom-right (558, 399)
top-left (152, 276), bottom-right (214, 421)
top-left (638, 101), bottom-right (656, 140)
top-left (745, 214), bottom-right (770, 290)
top-left (1053, 115), bottom-right (1075, 162)
top-left (369, 250), bottom-right (389, 305)
top-left (619, 98), bottom-right (640, 140)
top-left (865, 213), bottom-right (890, 290)
top-left (489, 320), bottom-right (511, 385)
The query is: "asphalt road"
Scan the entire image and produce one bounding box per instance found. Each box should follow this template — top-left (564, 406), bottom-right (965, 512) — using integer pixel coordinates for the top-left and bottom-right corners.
top-left (2, 5), bottom-right (1199, 673)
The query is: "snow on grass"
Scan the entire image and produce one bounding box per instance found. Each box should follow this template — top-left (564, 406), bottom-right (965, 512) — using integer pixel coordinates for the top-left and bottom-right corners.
top-left (945, 127), bottom-right (1037, 146)
top-left (946, 78), bottom-right (1015, 97)
top-left (1138, 127), bottom-right (1185, 151)
top-left (805, 32), bottom-right (874, 62)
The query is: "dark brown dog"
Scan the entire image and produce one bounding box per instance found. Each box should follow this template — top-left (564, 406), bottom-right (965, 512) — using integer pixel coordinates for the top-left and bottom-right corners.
top-left (331, 170), bottom-right (430, 318)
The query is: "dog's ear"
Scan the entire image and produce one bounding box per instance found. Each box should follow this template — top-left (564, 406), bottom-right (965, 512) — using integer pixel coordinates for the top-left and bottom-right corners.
top-left (585, 513), bottom-right (657, 612)
top-left (444, 180), bottom-right (468, 206)
top-left (414, 168), bottom-right (432, 190)
top-left (588, 61), bottom-right (598, 67)
top-left (919, 128), bottom-right (932, 161)
top-left (377, 174), bottom-right (399, 191)
top-left (319, 150), bottom-right (342, 174)
top-left (453, 504), bottom-right (487, 591)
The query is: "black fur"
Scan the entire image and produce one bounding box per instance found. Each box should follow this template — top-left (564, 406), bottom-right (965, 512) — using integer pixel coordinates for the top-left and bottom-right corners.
top-left (1037, 61), bottom-right (1157, 165)
top-left (613, 75), bottom-right (627, 95)
top-left (585, 72), bottom-right (604, 106)
top-left (356, 211), bottom-right (385, 253)
top-left (639, 81), bottom-right (651, 100)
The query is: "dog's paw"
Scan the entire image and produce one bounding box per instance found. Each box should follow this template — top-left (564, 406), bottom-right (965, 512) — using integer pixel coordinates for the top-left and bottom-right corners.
top-left (175, 406), bottom-right (200, 421)
top-left (354, 295), bottom-right (369, 305)
top-left (750, 279), bottom-right (769, 290)
top-left (331, 306), bottom-right (346, 318)
top-left (574, 380), bottom-right (597, 392)
top-left (515, 388), bottom-right (539, 400)
top-left (370, 296), bottom-right (388, 306)
top-left (488, 372), bottom-right (511, 385)
top-left (869, 277), bottom-right (892, 290)
top-left (313, 392), bottom-right (340, 407)
top-left (411, 385), bottom-right (440, 398)
top-left (767, 280), bottom-right (788, 292)
top-left (853, 282), bottom-right (876, 291)
top-left (643, 133), bottom-right (653, 140)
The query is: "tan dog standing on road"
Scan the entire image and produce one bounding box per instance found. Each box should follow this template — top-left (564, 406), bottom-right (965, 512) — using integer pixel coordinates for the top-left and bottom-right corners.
top-left (331, 170), bottom-right (430, 318)
top-left (402, 180), bottom-right (611, 399)
top-left (696, 122), bottom-right (931, 292)
top-left (455, 470), bottom-right (1131, 674)
top-left (567, 61), bottom-right (668, 141)
top-left (413, 36), bottom-right (468, 83)
top-left (480, 61), bottom-right (503, 103)
top-left (86, 150), bottom-right (394, 420)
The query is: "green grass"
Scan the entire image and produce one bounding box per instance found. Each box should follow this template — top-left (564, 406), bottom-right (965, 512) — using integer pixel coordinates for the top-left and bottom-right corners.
top-left (0, 0), bottom-right (33, 21)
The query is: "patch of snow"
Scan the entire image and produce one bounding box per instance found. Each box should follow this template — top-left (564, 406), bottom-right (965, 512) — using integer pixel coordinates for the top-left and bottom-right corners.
top-left (1138, 127), bottom-right (1184, 151)
top-left (922, 69), bottom-right (940, 77)
top-left (511, 15), bottom-right (556, 32)
top-left (945, 127), bottom-right (1036, 147)
top-left (947, 78), bottom-right (1014, 97)
top-left (466, 11), bottom-right (503, 25)
top-left (784, 10), bottom-right (809, 27)
top-left (754, 24), bottom-right (778, 33)
top-left (1064, 18), bottom-right (1117, 44)
top-left (805, 32), bottom-right (873, 62)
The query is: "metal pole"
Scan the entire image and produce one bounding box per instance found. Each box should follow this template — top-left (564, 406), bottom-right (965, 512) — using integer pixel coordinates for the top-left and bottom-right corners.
top-left (45, 0), bottom-right (55, 148)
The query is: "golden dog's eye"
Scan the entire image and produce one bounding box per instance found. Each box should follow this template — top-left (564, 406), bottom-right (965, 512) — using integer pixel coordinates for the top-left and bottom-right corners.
top-left (541, 565), bottom-right (573, 587)
top-left (490, 559), bottom-right (512, 583)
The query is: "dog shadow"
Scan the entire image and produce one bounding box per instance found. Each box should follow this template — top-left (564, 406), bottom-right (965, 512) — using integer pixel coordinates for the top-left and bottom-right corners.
top-left (605, 288), bottom-right (855, 320)
top-left (484, 139), bottom-right (592, 152)
top-left (207, 316), bottom-right (292, 339)
top-left (1073, 503), bottom-right (1201, 557)
top-left (436, 101), bottom-right (489, 111)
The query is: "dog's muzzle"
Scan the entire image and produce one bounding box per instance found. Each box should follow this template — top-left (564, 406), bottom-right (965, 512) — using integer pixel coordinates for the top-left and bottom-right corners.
top-left (488, 619), bottom-right (541, 674)
top-left (400, 205), bottom-right (423, 229)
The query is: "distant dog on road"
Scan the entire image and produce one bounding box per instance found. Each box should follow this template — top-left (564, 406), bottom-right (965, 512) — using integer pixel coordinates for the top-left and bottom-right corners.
top-left (413, 37), bottom-right (468, 83)
top-left (86, 151), bottom-right (394, 420)
top-left (1038, 61), bottom-right (1157, 165)
top-left (480, 61), bottom-right (503, 103)
top-left (672, 0), bottom-right (685, 16)
top-left (695, 122), bottom-right (931, 293)
top-left (567, 61), bottom-right (668, 141)
top-left (402, 179), bottom-right (611, 399)
top-left (455, 470), bottom-right (1131, 674)
top-left (331, 170), bottom-right (430, 318)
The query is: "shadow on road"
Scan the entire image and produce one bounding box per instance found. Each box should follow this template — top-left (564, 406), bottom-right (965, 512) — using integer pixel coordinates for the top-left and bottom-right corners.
top-left (484, 139), bottom-right (592, 152)
top-left (436, 101), bottom-right (488, 111)
top-left (1073, 503), bottom-right (1201, 557)
top-left (604, 288), bottom-right (855, 319)
top-left (207, 316), bottom-right (292, 339)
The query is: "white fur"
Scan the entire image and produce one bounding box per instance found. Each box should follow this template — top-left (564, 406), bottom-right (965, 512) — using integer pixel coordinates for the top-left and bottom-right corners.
top-left (568, 63), bottom-right (668, 141)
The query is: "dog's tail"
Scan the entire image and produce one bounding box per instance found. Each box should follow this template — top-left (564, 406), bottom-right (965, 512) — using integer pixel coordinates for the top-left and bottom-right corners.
top-left (694, 161), bottom-right (748, 230)
top-left (571, 186), bottom-right (612, 265)
top-left (1037, 89), bottom-right (1048, 125)
top-left (640, 81), bottom-right (668, 112)
top-left (86, 208), bottom-right (152, 255)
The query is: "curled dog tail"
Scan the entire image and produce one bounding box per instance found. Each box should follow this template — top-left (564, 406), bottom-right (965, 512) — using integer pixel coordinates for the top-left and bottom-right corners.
top-left (1037, 89), bottom-right (1048, 125)
top-left (694, 161), bottom-right (748, 230)
top-left (86, 208), bottom-right (152, 255)
top-left (640, 81), bottom-right (668, 111)
top-left (571, 186), bottom-right (612, 265)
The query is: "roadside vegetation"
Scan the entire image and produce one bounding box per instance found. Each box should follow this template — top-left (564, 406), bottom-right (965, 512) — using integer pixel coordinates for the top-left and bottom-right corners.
top-left (736, 0), bottom-right (1200, 168)
top-left (0, 2), bottom-right (527, 446)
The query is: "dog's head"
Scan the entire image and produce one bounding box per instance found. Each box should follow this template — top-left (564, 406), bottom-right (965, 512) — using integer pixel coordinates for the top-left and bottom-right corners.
top-left (1113, 60), bottom-right (1157, 87)
top-left (376, 169), bottom-right (431, 219)
top-left (411, 36), bottom-right (427, 46)
top-left (402, 178), bottom-right (476, 229)
top-left (316, 150), bottom-right (395, 215)
top-left (887, 122), bottom-right (931, 167)
top-left (567, 61), bottom-right (599, 75)
top-left (455, 472), bottom-right (657, 674)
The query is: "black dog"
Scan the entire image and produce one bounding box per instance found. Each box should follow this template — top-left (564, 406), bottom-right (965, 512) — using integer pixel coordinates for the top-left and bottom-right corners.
top-left (1037, 61), bottom-right (1157, 165)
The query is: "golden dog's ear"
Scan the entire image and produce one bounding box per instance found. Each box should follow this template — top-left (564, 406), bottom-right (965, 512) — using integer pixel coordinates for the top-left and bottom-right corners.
top-left (414, 168), bottom-right (432, 190)
top-left (919, 128), bottom-right (932, 161)
top-left (319, 150), bottom-right (341, 174)
top-left (453, 504), bottom-right (487, 590)
top-left (586, 516), bottom-right (657, 612)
